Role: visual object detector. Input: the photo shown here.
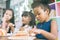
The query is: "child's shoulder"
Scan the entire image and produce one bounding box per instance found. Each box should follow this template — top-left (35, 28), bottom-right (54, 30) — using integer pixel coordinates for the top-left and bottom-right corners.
top-left (51, 20), bottom-right (57, 24)
top-left (50, 18), bottom-right (57, 23)
top-left (46, 19), bottom-right (56, 23)
top-left (50, 19), bottom-right (57, 27)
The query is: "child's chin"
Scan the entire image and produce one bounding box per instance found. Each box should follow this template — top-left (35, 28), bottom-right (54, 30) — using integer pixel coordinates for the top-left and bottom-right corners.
top-left (40, 21), bottom-right (44, 23)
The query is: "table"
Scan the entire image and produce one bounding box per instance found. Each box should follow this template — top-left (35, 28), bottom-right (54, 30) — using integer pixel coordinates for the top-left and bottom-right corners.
top-left (0, 36), bottom-right (36, 40)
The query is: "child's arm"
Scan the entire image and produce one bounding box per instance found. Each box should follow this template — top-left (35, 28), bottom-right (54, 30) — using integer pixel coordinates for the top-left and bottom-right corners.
top-left (41, 20), bottom-right (57, 40)
top-left (8, 23), bottom-right (15, 33)
top-left (50, 20), bottom-right (58, 40)
top-left (32, 20), bottom-right (58, 40)
top-left (2, 17), bottom-right (7, 29)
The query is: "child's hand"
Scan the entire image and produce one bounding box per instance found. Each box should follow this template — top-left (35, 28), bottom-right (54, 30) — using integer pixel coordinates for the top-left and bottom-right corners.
top-left (2, 17), bottom-right (7, 22)
top-left (19, 27), bottom-right (25, 31)
top-left (31, 28), bottom-right (42, 34)
top-left (28, 30), bottom-right (35, 36)
top-left (8, 23), bottom-right (14, 27)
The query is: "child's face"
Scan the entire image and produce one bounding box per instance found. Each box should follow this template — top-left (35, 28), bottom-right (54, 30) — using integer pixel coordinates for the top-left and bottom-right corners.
top-left (22, 16), bottom-right (31, 25)
top-left (4, 10), bottom-right (13, 21)
top-left (33, 7), bottom-right (48, 22)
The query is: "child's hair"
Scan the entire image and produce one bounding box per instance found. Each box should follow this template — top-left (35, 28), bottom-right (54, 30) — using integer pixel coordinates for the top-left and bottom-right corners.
top-left (3, 8), bottom-right (15, 24)
top-left (31, 1), bottom-right (51, 14)
top-left (33, 0), bottom-right (51, 4)
top-left (22, 11), bottom-right (36, 27)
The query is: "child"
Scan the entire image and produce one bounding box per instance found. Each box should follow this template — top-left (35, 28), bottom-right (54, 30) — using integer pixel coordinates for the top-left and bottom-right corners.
top-left (31, 2), bottom-right (58, 40)
top-left (2, 9), bottom-right (15, 33)
top-left (14, 11), bottom-right (36, 36)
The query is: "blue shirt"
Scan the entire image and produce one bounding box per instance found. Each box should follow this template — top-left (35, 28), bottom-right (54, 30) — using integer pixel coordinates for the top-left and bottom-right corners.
top-left (36, 20), bottom-right (51, 40)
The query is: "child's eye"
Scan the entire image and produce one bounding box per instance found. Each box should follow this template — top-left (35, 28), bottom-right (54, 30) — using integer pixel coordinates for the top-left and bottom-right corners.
top-left (6, 13), bottom-right (8, 15)
top-left (37, 13), bottom-right (40, 15)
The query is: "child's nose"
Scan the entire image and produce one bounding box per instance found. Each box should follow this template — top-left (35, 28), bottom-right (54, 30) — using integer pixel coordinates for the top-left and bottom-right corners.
top-left (36, 15), bottom-right (39, 18)
top-left (6, 15), bottom-right (9, 17)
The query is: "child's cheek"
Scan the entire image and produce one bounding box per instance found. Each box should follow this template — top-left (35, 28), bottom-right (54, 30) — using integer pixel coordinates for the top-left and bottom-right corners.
top-left (9, 16), bottom-right (12, 20)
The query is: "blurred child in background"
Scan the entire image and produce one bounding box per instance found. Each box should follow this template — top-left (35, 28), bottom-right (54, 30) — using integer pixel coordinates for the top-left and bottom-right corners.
top-left (14, 11), bottom-right (36, 36)
top-left (2, 9), bottom-right (15, 33)
top-left (20, 11), bottom-right (36, 31)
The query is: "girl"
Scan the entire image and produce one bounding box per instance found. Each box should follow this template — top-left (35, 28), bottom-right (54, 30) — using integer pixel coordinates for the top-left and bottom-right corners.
top-left (14, 11), bottom-right (36, 36)
top-left (31, 1), bottom-right (58, 40)
top-left (2, 9), bottom-right (15, 33)
top-left (20, 11), bottom-right (36, 31)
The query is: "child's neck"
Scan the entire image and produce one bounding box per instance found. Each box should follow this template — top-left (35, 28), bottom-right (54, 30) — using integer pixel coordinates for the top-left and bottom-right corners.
top-left (45, 16), bottom-right (50, 22)
top-left (6, 21), bottom-right (10, 24)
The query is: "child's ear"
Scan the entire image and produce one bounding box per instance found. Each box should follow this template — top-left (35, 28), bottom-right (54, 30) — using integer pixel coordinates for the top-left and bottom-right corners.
top-left (45, 9), bottom-right (50, 15)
